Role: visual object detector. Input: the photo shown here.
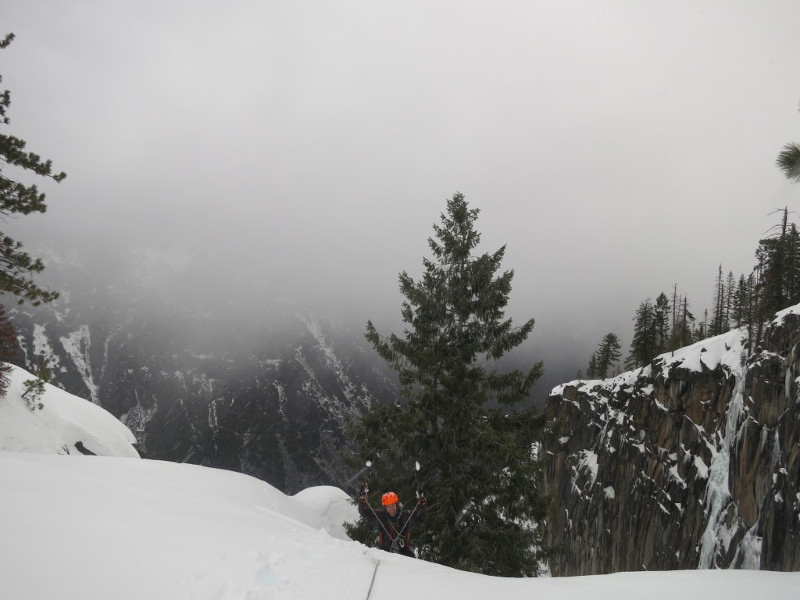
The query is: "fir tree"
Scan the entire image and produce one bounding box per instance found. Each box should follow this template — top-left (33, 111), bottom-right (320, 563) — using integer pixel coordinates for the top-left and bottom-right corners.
top-left (754, 209), bottom-right (798, 320)
top-left (1, 33), bottom-right (64, 306)
top-left (785, 224), bottom-right (800, 304)
top-left (653, 292), bottom-right (670, 352)
top-left (626, 300), bottom-right (654, 370)
top-left (592, 332), bottom-right (621, 378)
top-left (710, 264), bottom-right (726, 336)
top-left (732, 274), bottom-right (748, 328)
top-left (626, 294), bottom-right (669, 370)
top-left (733, 273), bottom-right (756, 349)
top-left (708, 266), bottom-right (737, 337)
top-left (347, 193), bottom-right (547, 576)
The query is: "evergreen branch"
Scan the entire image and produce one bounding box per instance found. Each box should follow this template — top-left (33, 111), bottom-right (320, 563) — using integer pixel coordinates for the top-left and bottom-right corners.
top-left (777, 142), bottom-right (800, 182)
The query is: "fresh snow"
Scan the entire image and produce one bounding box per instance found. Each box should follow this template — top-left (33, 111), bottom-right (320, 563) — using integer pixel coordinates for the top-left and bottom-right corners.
top-left (656, 327), bottom-right (745, 378)
top-left (0, 364), bottom-right (137, 457)
top-left (1, 355), bottom-right (799, 598)
top-left (1, 452), bottom-right (798, 600)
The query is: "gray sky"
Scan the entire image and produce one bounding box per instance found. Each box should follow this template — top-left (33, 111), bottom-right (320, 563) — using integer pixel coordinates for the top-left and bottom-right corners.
top-left (4, 0), bottom-right (800, 380)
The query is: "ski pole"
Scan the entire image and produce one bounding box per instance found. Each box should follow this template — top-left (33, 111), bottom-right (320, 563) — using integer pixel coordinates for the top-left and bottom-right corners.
top-left (356, 460), bottom-right (395, 542)
top-left (346, 459), bottom-right (373, 488)
top-left (397, 461), bottom-right (425, 538)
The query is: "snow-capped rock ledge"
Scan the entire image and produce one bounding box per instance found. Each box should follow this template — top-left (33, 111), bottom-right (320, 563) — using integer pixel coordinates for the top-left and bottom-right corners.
top-left (541, 305), bottom-right (800, 575)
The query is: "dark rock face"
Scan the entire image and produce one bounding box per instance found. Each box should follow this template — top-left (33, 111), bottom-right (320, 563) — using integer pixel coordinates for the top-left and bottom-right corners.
top-left (541, 307), bottom-right (800, 575)
top-left (11, 298), bottom-right (399, 494)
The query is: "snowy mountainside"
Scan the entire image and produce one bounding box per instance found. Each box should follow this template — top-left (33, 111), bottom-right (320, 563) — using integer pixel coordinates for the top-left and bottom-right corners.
top-left (1, 451), bottom-right (797, 599)
top-left (542, 304), bottom-right (800, 574)
top-left (0, 363), bottom-right (138, 458)
top-left (10, 282), bottom-right (400, 493)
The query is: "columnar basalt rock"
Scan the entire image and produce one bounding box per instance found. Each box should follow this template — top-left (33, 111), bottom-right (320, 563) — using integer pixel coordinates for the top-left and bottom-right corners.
top-left (541, 306), bottom-right (800, 575)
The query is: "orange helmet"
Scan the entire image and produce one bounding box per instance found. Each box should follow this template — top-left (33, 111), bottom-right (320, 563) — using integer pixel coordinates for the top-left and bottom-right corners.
top-left (381, 491), bottom-right (399, 506)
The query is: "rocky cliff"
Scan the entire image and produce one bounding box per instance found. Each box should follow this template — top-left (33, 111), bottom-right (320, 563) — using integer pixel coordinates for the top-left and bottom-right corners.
top-left (541, 305), bottom-right (800, 574)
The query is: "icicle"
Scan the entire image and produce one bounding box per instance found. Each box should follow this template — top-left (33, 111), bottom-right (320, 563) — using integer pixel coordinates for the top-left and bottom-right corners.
top-left (785, 367), bottom-right (793, 400)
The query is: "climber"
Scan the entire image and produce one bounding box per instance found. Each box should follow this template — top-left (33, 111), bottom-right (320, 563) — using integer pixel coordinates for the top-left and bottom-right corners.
top-left (357, 485), bottom-right (426, 557)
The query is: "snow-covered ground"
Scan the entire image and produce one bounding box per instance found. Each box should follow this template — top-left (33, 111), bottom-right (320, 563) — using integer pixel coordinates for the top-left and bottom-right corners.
top-left (1, 363), bottom-right (798, 598)
top-left (1, 452), bottom-right (798, 599)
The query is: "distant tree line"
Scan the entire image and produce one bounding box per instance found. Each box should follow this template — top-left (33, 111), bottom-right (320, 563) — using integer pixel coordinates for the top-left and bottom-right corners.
top-left (584, 107), bottom-right (800, 378)
top-left (594, 208), bottom-right (800, 375)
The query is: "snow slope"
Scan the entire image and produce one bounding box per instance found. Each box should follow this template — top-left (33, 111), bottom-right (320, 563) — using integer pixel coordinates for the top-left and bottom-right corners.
top-left (1, 452), bottom-right (798, 600)
top-left (0, 360), bottom-right (797, 597)
top-left (0, 364), bottom-right (138, 457)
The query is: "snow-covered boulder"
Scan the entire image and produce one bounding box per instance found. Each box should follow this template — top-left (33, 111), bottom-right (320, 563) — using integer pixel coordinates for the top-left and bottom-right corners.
top-left (0, 363), bottom-right (139, 458)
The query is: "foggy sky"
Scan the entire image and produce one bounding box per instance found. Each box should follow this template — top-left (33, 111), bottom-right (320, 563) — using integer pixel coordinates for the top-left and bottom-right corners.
top-left (4, 0), bottom-right (800, 382)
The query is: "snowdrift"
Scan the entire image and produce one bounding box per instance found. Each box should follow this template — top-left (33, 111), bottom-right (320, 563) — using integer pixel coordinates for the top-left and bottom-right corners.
top-left (0, 364), bottom-right (138, 457)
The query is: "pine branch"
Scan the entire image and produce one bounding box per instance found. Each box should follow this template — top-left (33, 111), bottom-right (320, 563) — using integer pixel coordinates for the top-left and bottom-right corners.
top-left (777, 142), bottom-right (800, 182)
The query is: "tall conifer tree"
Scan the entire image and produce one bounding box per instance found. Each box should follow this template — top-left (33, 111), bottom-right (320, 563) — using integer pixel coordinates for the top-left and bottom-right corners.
top-left (710, 264), bottom-right (726, 336)
top-left (755, 209), bottom-right (795, 320)
top-left (592, 332), bottom-right (621, 378)
top-left (348, 193), bottom-right (547, 576)
top-left (627, 292), bottom-right (670, 369)
top-left (653, 293), bottom-right (670, 352)
top-left (626, 300), bottom-right (655, 370)
top-left (1, 33), bottom-right (64, 306)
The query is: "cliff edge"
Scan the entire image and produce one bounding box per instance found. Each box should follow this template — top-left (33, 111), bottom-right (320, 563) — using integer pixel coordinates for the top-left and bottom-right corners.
top-left (542, 305), bottom-right (800, 574)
